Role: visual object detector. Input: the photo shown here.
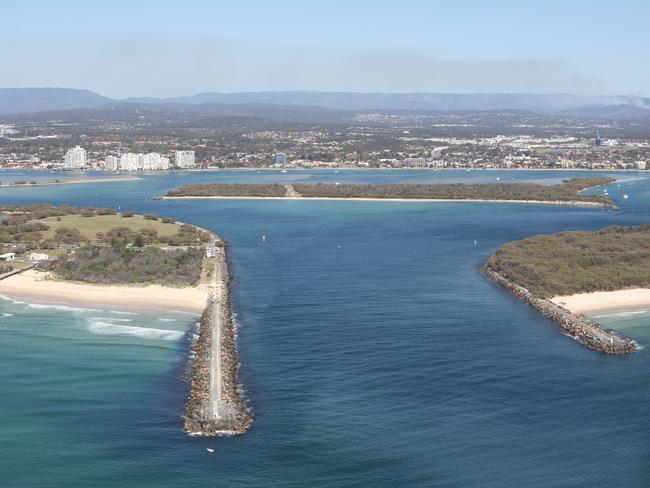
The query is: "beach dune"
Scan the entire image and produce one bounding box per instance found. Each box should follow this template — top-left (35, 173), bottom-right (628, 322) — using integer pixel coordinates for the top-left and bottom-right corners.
top-left (0, 270), bottom-right (208, 313)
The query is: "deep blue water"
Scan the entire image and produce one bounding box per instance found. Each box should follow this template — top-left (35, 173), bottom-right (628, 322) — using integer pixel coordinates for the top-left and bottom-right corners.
top-left (1, 170), bottom-right (650, 487)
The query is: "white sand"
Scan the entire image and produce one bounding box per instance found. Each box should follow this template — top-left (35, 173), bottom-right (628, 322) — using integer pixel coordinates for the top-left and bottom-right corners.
top-left (164, 196), bottom-right (605, 206)
top-left (1, 176), bottom-right (141, 188)
top-left (551, 288), bottom-right (650, 315)
top-left (0, 270), bottom-right (208, 313)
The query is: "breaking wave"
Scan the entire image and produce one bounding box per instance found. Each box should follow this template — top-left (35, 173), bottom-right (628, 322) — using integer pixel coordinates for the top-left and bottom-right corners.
top-left (87, 321), bottom-right (184, 341)
top-left (593, 310), bottom-right (648, 319)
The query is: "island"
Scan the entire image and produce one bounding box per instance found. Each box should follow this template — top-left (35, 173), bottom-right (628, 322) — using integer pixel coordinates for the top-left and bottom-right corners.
top-left (482, 224), bottom-right (650, 353)
top-left (164, 177), bottom-right (616, 207)
top-left (0, 204), bottom-right (252, 435)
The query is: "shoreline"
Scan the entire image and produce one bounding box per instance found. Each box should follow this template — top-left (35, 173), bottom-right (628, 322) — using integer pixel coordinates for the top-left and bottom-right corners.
top-left (0, 176), bottom-right (141, 188)
top-left (0, 270), bottom-right (208, 313)
top-left (551, 289), bottom-right (650, 316)
top-left (163, 195), bottom-right (609, 207)
top-left (482, 266), bottom-right (637, 354)
top-left (190, 167), bottom-right (649, 173)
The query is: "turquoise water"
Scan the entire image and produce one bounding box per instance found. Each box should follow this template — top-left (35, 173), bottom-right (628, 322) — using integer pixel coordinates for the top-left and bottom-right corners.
top-left (1, 170), bottom-right (650, 487)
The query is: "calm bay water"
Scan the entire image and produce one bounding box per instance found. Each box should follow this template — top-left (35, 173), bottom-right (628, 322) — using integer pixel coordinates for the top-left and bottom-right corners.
top-left (1, 170), bottom-right (650, 487)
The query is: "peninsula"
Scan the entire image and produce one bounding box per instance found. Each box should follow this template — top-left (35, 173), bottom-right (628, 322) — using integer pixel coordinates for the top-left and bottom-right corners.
top-left (482, 224), bottom-right (650, 353)
top-left (0, 204), bottom-right (252, 434)
top-left (164, 177), bottom-right (615, 207)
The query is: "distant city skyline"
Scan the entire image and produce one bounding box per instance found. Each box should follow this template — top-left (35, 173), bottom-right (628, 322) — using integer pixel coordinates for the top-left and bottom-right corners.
top-left (3, 0), bottom-right (650, 98)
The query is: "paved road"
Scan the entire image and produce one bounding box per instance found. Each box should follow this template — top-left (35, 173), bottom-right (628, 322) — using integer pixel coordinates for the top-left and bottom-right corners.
top-left (211, 255), bottom-right (223, 419)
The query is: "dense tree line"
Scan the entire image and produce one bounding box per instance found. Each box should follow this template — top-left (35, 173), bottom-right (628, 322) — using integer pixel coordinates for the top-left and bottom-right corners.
top-left (487, 224), bottom-right (650, 297)
top-left (45, 245), bottom-right (203, 286)
top-left (168, 183), bottom-right (287, 197)
top-left (292, 178), bottom-right (612, 202)
top-left (167, 178), bottom-right (613, 204)
top-left (0, 204), bottom-right (210, 286)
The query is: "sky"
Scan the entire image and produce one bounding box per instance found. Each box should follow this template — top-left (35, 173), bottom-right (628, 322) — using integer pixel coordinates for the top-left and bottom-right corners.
top-left (3, 0), bottom-right (649, 98)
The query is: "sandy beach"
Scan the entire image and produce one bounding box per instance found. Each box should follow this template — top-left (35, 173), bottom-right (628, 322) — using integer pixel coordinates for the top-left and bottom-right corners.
top-left (164, 195), bottom-right (607, 207)
top-left (1, 176), bottom-right (141, 188)
top-left (551, 289), bottom-right (650, 315)
top-left (0, 270), bottom-right (208, 313)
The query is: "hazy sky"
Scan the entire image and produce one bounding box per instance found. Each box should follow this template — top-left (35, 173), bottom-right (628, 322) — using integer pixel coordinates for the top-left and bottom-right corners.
top-left (4, 0), bottom-right (648, 98)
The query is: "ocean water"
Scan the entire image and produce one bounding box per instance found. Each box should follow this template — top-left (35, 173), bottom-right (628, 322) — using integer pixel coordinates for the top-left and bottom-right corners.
top-left (1, 170), bottom-right (650, 487)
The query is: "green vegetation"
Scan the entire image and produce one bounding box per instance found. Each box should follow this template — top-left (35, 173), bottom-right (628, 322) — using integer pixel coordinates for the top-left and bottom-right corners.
top-left (168, 183), bottom-right (287, 197)
top-left (45, 246), bottom-right (203, 286)
top-left (167, 178), bottom-right (614, 205)
top-left (41, 214), bottom-right (183, 243)
top-left (0, 204), bottom-right (214, 287)
top-left (487, 224), bottom-right (650, 297)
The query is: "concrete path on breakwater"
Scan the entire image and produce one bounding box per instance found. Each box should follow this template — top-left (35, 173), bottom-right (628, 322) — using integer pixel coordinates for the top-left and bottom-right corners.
top-left (184, 233), bottom-right (253, 435)
top-left (206, 238), bottom-right (237, 424)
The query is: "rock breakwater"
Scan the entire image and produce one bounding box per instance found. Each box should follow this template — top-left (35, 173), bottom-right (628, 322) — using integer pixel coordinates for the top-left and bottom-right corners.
top-left (482, 265), bottom-right (637, 354)
top-left (184, 246), bottom-right (253, 435)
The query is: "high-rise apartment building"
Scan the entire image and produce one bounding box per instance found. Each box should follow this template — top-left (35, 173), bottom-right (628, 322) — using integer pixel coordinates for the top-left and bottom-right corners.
top-left (274, 152), bottom-right (288, 165)
top-left (175, 150), bottom-right (196, 168)
top-left (63, 146), bottom-right (87, 169)
top-left (104, 155), bottom-right (119, 171)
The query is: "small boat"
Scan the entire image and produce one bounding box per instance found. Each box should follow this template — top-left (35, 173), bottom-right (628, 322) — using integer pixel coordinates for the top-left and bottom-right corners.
top-left (206, 448), bottom-right (214, 453)
top-left (280, 170), bottom-right (288, 173)
top-left (623, 194), bottom-right (629, 199)
top-left (262, 235), bottom-right (266, 242)
top-left (495, 177), bottom-right (500, 181)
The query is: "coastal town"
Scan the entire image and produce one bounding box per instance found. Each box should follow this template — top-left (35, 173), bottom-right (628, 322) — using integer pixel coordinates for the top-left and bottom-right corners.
top-left (1, 107), bottom-right (650, 172)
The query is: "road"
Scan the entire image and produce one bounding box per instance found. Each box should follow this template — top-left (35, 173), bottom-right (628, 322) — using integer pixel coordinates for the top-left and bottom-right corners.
top-left (206, 242), bottom-right (223, 420)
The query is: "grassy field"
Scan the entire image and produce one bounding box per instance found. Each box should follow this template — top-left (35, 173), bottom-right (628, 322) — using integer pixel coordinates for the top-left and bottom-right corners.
top-left (40, 215), bottom-right (182, 242)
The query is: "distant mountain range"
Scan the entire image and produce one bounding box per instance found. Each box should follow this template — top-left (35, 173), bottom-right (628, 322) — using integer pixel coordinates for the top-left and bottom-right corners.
top-left (1, 87), bottom-right (650, 121)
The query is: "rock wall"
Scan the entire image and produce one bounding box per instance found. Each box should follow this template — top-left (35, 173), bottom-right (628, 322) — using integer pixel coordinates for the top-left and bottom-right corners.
top-left (184, 246), bottom-right (253, 435)
top-left (482, 265), bottom-right (637, 354)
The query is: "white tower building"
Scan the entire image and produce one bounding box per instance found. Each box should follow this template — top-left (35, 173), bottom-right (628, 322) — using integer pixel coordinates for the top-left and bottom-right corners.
top-left (64, 146), bottom-right (87, 169)
top-left (175, 150), bottom-right (196, 168)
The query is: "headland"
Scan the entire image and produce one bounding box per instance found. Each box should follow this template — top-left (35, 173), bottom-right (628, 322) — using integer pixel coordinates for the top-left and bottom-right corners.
top-left (482, 224), bottom-right (650, 353)
top-left (0, 204), bottom-right (252, 435)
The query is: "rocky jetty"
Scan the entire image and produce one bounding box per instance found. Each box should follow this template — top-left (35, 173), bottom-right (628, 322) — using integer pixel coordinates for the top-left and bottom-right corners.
top-left (184, 246), bottom-right (253, 435)
top-left (482, 265), bottom-right (637, 354)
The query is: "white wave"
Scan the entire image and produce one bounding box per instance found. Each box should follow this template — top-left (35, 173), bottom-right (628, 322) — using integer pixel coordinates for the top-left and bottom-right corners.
top-left (87, 321), bottom-right (184, 341)
top-left (158, 317), bottom-right (176, 322)
top-left (89, 316), bottom-right (132, 323)
top-left (0, 295), bottom-right (26, 305)
top-left (593, 310), bottom-right (648, 319)
top-left (26, 302), bottom-right (101, 313)
top-left (108, 310), bottom-right (138, 316)
top-left (2, 313), bottom-right (13, 317)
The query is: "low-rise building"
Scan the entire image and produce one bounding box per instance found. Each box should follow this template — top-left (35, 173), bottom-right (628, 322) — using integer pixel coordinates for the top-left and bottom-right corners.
top-left (28, 252), bottom-right (49, 262)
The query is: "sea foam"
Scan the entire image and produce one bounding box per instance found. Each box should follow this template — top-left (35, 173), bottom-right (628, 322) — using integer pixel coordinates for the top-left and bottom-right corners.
top-left (27, 302), bottom-right (101, 313)
top-left (593, 310), bottom-right (648, 319)
top-left (87, 321), bottom-right (184, 341)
